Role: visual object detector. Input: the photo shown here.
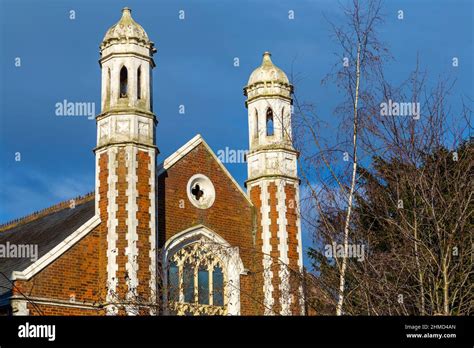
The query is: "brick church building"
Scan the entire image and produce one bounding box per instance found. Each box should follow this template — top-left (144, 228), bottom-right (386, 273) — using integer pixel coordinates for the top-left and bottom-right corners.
top-left (0, 8), bottom-right (303, 316)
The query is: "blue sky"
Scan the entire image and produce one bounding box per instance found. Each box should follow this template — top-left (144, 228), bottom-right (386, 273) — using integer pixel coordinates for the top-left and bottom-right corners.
top-left (0, 0), bottom-right (472, 267)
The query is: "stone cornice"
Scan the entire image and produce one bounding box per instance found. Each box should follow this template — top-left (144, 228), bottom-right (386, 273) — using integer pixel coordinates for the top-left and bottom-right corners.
top-left (244, 93), bottom-right (293, 107)
top-left (247, 146), bottom-right (300, 157)
top-left (99, 51), bottom-right (155, 68)
top-left (93, 141), bottom-right (159, 154)
top-left (245, 174), bottom-right (300, 187)
top-left (96, 109), bottom-right (157, 124)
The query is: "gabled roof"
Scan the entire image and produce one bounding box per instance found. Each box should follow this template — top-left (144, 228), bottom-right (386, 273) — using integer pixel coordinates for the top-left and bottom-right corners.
top-left (157, 134), bottom-right (253, 206)
top-left (0, 198), bottom-right (96, 298)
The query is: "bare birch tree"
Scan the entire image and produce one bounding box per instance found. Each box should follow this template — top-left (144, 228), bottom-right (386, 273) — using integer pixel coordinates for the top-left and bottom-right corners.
top-left (292, 0), bottom-right (472, 316)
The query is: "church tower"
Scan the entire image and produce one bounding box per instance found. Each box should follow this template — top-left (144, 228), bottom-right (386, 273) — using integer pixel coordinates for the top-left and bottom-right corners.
top-left (95, 8), bottom-right (157, 315)
top-left (244, 52), bottom-right (303, 315)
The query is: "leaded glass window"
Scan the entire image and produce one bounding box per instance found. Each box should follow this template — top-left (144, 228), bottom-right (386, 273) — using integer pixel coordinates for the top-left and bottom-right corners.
top-left (167, 241), bottom-right (227, 315)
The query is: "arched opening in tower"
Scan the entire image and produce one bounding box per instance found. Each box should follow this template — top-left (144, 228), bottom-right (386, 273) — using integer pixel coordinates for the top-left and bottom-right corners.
top-left (137, 66), bottom-right (142, 100)
top-left (266, 108), bottom-right (274, 136)
top-left (254, 109), bottom-right (259, 139)
top-left (120, 66), bottom-right (128, 98)
top-left (281, 107), bottom-right (285, 139)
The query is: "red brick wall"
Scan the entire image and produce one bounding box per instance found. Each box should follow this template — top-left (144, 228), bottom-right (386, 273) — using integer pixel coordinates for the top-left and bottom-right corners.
top-left (13, 224), bottom-right (104, 314)
top-left (157, 143), bottom-right (261, 315)
top-left (285, 183), bottom-right (301, 315)
top-left (136, 150), bottom-right (152, 311)
top-left (97, 152), bottom-right (109, 302)
top-left (268, 182), bottom-right (281, 314)
top-left (108, 147), bottom-right (154, 313)
top-left (248, 181), bottom-right (303, 315)
top-left (248, 185), bottom-right (265, 314)
top-left (27, 304), bottom-right (102, 316)
top-left (114, 148), bottom-right (128, 315)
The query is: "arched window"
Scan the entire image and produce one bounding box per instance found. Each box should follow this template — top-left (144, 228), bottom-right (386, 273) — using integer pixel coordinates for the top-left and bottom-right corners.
top-left (105, 68), bottom-right (111, 105)
top-left (137, 66), bottom-right (142, 100)
top-left (120, 66), bottom-right (128, 98)
top-left (281, 107), bottom-right (285, 139)
top-left (266, 108), bottom-right (274, 136)
top-left (166, 241), bottom-right (227, 315)
top-left (254, 109), bottom-right (259, 139)
top-left (164, 227), bottom-right (244, 316)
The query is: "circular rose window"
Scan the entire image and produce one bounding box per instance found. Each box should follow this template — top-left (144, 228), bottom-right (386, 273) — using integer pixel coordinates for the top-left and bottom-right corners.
top-left (186, 174), bottom-right (216, 209)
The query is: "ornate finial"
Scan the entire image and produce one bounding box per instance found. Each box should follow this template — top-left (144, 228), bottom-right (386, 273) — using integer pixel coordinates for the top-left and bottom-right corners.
top-left (122, 7), bottom-right (131, 14)
top-left (262, 51), bottom-right (273, 66)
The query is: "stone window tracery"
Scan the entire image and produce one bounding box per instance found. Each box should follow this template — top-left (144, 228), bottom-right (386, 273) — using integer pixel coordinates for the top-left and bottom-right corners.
top-left (186, 174), bottom-right (215, 209)
top-left (167, 241), bottom-right (227, 316)
top-left (164, 226), bottom-right (244, 316)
